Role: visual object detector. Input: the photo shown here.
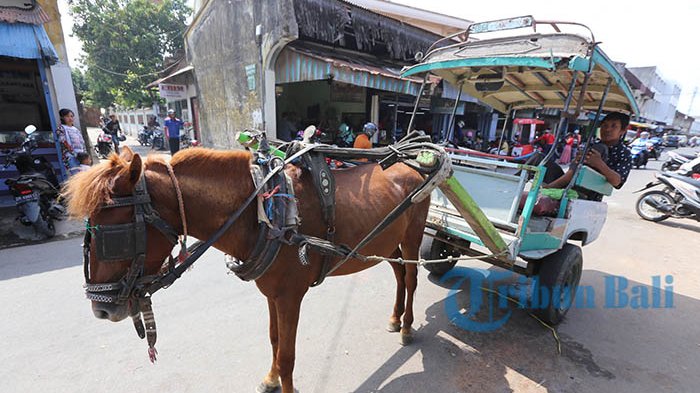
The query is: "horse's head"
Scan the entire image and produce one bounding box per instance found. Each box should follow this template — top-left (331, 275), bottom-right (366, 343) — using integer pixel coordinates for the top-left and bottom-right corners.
top-left (65, 147), bottom-right (178, 322)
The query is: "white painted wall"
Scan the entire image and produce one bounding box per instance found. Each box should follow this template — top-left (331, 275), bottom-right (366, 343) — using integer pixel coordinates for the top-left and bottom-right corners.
top-left (49, 62), bottom-right (80, 129)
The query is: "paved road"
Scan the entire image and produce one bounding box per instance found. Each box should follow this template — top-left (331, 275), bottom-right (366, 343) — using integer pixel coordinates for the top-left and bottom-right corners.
top-left (1, 149), bottom-right (699, 393)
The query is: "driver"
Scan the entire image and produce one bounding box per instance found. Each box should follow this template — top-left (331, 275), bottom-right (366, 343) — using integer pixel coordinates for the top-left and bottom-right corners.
top-left (545, 112), bottom-right (632, 201)
top-left (354, 122), bottom-right (377, 149)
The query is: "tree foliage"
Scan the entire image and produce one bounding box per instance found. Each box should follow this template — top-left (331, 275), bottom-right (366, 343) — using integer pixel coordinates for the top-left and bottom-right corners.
top-left (69, 0), bottom-right (191, 108)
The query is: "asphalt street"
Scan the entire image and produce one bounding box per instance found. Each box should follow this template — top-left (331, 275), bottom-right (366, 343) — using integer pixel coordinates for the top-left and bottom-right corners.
top-left (1, 147), bottom-right (699, 393)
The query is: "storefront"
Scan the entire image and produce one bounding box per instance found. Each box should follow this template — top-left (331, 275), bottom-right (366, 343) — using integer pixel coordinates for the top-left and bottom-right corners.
top-left (147, 63), bottom-right (199, 140)
top-left (0, 13), bottom-right (66, 205)
top-left (273, 43), bottom-right (435, 145)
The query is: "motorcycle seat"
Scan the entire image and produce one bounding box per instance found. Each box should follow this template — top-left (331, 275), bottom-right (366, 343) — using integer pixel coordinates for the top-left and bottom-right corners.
top-left (668, 173), bottom-right (700, 189)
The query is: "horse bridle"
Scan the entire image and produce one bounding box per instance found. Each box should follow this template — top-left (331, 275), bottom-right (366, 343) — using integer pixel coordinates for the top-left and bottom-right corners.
top-left (82, 173), bottom-right (182, 362)
top-left (82, 173), bottom-right (181, 303)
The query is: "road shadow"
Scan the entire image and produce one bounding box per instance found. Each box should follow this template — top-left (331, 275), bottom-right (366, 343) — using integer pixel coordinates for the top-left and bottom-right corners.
top-left (656, 219), bottom-right (700, 234)
top-left (0, 235), bottom-right (83, 281)
top-left (354, 267), bottom-right (700, 392)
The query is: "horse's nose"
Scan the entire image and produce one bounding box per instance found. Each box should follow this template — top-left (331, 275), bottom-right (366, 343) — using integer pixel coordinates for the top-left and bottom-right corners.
top-left (92, 302), bottom-right (128, 322)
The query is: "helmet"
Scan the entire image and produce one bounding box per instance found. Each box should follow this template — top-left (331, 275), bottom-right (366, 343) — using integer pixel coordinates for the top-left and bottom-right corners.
top-left (167, 109), bottom-right (175, 115)
top-left (640, 131), bottom-right (650, 139)
top-left (362, 122), bottom-right (377, 137)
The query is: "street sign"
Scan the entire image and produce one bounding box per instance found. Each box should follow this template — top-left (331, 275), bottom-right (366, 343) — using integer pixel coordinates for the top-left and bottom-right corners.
top-left (158, 83), bottom-right (187, 101)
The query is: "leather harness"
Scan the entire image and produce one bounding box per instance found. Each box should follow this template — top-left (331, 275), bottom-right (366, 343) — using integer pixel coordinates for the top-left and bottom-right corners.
top-left (81, 132), bottom-right (451, 361)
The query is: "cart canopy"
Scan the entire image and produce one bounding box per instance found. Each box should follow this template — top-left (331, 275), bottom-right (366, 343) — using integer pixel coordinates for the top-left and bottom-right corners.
top-left (401, 16), bottom-right (638, 115)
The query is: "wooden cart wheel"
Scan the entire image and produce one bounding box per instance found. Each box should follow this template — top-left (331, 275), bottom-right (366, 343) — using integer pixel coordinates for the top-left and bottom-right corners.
top-left (534, 243), bottom-right (583, 325)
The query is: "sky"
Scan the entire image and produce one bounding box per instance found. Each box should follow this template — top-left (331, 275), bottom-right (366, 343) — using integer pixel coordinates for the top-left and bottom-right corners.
top-left (58, 0), bottom-right (700, 114)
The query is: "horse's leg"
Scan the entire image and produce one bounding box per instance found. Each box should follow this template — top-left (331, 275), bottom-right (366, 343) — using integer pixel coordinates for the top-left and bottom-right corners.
top-left (276, 294), bottom-right (304, 393)
top-left (257, 298), bottom-right (281, 393)
top-left (399, 217), bottom-right (424, 346)
top-left (387, 249), bottom-right (405, 333)
top-left (400, 262), bottom-right (418, 345)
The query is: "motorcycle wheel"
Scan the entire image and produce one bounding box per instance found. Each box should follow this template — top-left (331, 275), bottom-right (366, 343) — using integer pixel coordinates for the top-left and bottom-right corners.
top-left (636, 190), bottom-right (673, 222)
top-left (34, 214), bottom-right (55, 238)
top-left (153, 138), bottom-right (164, 150)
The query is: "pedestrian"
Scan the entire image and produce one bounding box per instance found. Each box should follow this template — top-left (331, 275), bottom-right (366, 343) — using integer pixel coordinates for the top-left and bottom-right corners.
top-left (76, 152), bottom-right (92, 172)
top-left (559, 133), bottom-right (574, 164)
top-left (56, 108), bottom-right (86, 175)
top-left (533, 129), bottom-right (555, 155)
top-left (164, 109), bottom-right (185, 155)
top-left (571, 129), bottom-right (581, 160)
top-left (104, 114), bottom-right (122, 154)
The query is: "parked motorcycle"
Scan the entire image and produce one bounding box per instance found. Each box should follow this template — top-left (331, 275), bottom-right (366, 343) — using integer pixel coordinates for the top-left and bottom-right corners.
top-left (151, 128), bottom-right (165, 150)
top-left (635, 157), bottom-right (700, 222)
top-left (662, 150), bottom-right (700, 172)
top-left (138, 125), bottom-right (153, 146)
top-left (3, 125), bottom-right (65, 237)
top-left (179, 126), bottom-right (199, 149)
top-left (94, 130), bottom-right (113, 159)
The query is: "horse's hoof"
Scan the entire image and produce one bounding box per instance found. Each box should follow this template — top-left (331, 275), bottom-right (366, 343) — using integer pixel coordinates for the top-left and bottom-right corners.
top-left (256, 382), bottom-right (280, 393)
top-left (386, 321), bottom-right (401, 332)
top-left (400, 329), bottom-right (414, 346)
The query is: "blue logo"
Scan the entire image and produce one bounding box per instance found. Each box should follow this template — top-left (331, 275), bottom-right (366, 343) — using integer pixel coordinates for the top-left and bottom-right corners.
top-left (442, 267), bottom-right (674, 332)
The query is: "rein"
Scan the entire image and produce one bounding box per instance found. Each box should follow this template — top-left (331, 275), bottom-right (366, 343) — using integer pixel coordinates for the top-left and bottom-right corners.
top-left (83, 137), bottom-right (450, 361)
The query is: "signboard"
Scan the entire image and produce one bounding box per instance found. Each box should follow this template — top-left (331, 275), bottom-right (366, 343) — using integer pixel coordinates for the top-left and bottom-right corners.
top-left (431, 97), bottom-right (465, 115)
top-left (245, 64), bottom-right (256, 91)
top-left (158, 83), bottom-right (187, 101)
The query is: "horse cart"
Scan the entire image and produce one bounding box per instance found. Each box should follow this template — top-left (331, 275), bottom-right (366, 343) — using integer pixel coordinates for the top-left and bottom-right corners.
top-left (399, 15), bottom-right (639, 324)
top-left (70, 15), bottom-right (638, 393)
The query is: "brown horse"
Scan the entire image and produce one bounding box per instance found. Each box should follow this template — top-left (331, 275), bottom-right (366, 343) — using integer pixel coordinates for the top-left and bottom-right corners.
top-left (65, 146), bottom-right (430, 393)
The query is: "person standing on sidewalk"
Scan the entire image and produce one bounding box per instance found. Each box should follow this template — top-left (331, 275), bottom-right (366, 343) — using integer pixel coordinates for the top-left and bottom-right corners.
top-left (164, 109), bottom-right (184, 155)
top-left (56, 108), bottom-right (86, 175)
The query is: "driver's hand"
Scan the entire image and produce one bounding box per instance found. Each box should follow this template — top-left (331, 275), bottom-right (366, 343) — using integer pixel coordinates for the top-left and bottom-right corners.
top-left (583, 149), bottom-right (604, 170)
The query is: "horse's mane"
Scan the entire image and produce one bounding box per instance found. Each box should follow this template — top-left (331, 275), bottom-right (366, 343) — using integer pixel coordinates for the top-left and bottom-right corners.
top-left (65, 148), bottom-right (252, 218)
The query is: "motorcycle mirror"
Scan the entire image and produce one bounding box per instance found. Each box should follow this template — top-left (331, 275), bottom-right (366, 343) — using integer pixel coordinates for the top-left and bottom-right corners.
top-left (24, 125), bottom-right (37, 134)
top-left (302, 125), bottom-right (317, 143)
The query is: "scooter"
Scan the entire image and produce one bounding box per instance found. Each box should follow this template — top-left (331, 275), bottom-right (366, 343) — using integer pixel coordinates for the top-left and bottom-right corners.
top-left (138, 125), bottom-right (153, 146)
top-left (95, 130), bottom-right (113, 159)
top-left (662, 150), bottom-right (700, 172)
top-left (3, 125), bottom-right (65, 237)
top-left (151, 128), bottom-right (165, 150)
top-left (635, 157), bottom-right (700, 222)
top-left (630, 144), bottom-right (649, 168)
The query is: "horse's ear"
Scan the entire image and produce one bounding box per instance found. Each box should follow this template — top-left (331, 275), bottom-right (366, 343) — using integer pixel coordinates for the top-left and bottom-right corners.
top-left (128, 154), bottom-right (142, 184)
top-left (120, 146), bottom-right (135, 161)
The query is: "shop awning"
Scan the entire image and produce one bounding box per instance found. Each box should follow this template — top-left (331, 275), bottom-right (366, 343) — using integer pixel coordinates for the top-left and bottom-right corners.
top-left (0, 21), bottom-right (58, 65)
top-left (146, 64), bottom-right (194, 88)
top-left (275, 45), bottom-right (434, 96)
top-left (513, 118), bottom-right (545, 125)
top-left (629, 120), bottom-right (658, 130)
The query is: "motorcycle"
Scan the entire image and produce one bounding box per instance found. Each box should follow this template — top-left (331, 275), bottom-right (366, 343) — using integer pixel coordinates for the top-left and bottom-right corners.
top-left (179, 126), bottom-right (199, 149)
top-left (662, 150), bottom-right (700, 172)
top-left (95, 130), bottom-right (113, 159)
top-left (630, 143), bottom-right (649, 168)
top-left (138, 125), bottom-right (153, 146)
top-left (3, 125), bottom-right (65, 237)
top-left (151, 128), bottom-right (165, 150)
top-left (635, 157), bottom-right (700, 222)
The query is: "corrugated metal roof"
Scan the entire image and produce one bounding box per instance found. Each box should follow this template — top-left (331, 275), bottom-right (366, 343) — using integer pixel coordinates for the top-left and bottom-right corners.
top-left (275, 45), bottom-right (435, 96)
top-left (0, 4), bottom-right (50, 25)
top-left (0, 21), bottom-right (59, 64)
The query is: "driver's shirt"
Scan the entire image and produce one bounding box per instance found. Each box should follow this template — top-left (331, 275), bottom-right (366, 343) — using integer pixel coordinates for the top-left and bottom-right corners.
top-left (588, 140), bottom-right (631, 201)
top-left (607, 140), bottom-right (632, 189)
